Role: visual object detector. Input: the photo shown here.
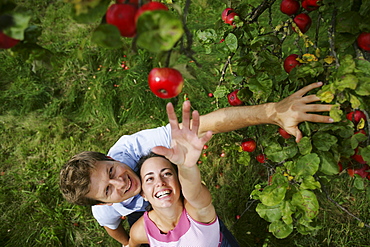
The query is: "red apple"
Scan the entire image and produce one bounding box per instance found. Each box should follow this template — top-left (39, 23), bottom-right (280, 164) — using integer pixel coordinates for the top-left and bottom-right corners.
top-left (135, 1), bottom-right (168, 23)
top-left (347, 164), bottom-right (369, 178)
top-left (227, 89), bottom-right (243, 106)
top-left (354, 129), bottom-right (367, 136)
top-left (256, 154), bottom-right (267, 163)
top-left (148, 68), bottom-right (184, 99)
top-left (351, 148), bottom-right (367, 165)
top-left (225, 12), bottom-right (239, 27)
top-left (241, 138), bottom-right (257, 152)
top-left (346, 110), bottom-right (367, 124)
top-left (337, 162), bottom-right (343, 173)
top-left (222, 8), bottom-right (234, 22)
top-left (280, 0), bottom-right (300, 16)
top-left (292, 13), bottom-right (312, 34)
top-left (357, 32), bottom-right (370, 52)
top-left (106, 3), bottom-right (138, 38)
top-left (278, 127), bottom-right (291, 139)
top-left (283, 54), bottom-right (301, 73)
top-left (0, 31), bottom-right (20, 49)
top-left (302, 0), bottom-right (320, 11)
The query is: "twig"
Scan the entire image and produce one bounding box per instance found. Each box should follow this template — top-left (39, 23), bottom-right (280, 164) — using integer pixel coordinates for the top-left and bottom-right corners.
top-left (314, 13), bottom-right (322, 49)
top-left (328, 7), bottom-right (340, 68)
top-left (317, 176), bottom-right (370, 228)
top-left (247, 0), bottom-right (277, 24)
top-left (230, 199), bottom-right (258, 229)
top-left (218, 53), bottom-right (235, 86)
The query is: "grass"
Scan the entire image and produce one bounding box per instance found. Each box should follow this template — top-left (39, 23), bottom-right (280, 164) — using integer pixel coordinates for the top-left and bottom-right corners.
top-left (1, 0), bottom-right (370, 246)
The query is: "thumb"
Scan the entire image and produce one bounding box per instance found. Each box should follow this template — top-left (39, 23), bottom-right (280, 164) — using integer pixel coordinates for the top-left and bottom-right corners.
top-left (151, 146), bottom-right (174, 158)
top-left (293, 128), bottom-right (303, 143)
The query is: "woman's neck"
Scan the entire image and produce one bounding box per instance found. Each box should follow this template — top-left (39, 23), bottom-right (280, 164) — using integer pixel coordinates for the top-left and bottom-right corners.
top-left (149, 200), bottom-right (184, 233)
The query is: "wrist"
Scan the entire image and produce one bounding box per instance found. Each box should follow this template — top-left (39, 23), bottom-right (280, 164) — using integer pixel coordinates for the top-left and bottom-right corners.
top-left (265, 102), bottom-right (278, 126)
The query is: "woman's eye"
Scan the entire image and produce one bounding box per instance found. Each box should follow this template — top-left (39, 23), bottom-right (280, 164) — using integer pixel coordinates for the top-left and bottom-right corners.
top-left (146, 177), bottom-right (153, 182)
top-left (164, 172), bottom-right (172, 177)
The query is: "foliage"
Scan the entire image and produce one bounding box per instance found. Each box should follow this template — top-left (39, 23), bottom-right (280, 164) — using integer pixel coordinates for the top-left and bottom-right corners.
top-left (1, 0), bottom-right (370, 246)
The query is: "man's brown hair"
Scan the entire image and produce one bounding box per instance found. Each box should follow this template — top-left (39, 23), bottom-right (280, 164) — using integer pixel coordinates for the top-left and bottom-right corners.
top-left (59, 151), bottom-right (113, 206)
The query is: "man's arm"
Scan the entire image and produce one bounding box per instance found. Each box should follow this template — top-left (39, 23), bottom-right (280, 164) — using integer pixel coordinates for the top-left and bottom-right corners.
top-left (196, 82), bottom-right (333, 142)
top-left (103, 225), bottom-right (129, 246)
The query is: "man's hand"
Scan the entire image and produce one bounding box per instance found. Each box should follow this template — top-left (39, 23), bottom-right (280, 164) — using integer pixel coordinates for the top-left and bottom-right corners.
top-left (272, 82), bottom-right (334, 142)
top-left (152, 101), bottom-right (212, 167)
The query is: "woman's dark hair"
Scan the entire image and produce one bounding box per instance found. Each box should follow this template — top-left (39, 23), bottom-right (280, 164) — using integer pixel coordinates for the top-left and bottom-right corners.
top-left (136, 152), bottom-right (178, 177)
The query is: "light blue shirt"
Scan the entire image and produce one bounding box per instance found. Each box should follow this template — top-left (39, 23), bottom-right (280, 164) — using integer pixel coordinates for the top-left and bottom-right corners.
top-left (92, 124), bottom-right (171, 229)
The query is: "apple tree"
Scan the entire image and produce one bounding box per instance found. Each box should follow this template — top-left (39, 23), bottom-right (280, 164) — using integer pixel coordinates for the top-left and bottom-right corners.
top-left (2, 0), bottom-right (370, 240)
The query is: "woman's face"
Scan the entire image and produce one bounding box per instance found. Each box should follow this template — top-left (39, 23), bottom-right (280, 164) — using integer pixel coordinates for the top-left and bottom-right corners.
top-left (140, 156), bottom-right (181, 208)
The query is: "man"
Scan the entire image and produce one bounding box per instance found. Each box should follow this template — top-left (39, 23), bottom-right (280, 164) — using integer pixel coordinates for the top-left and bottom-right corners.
top-left (60, 82), bottom-right (333, 246)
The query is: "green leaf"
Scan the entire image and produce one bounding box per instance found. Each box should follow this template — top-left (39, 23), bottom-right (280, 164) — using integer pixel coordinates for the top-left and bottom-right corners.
top-left (256, 203), bottom-right (282, 222)
top-left (317, 84), bottom-right (336, 103)
top-left (329, 104), bottom-right (343, 122)
top-left (335, 33), bottom-right (357, 51)
top-left (300, 175), bottom-right (321, 190)
top-left (91, 24), bottom-right (122, 49)
top-left (3, 12), bottom-right (31, 40)
top-left (248, 72), bottom-right (272, 101)
top-left (349, 93), bottom-right (361, 109)
top-left (336, 11), bottom-right (361, 34)
top-left (334, 74), bottom-right (358, 91)
top-left (213, 85), bottom-right (228, 98)
top-left (359, 146), bottom-right (370, 164)
top-left (291, 190), bottom-right (319, 220)
top-left (281, 201), bottom-right (295, 225)
top-left (296, 218), bottom-right (322, 235)
top-left (225, 33), bottom-right (238, 53)
top-left (136, 10), bottom-right (184, 53)
top-left (355, 59), bottom-right (370, 76)
top-left (356, 76), bottom-right (370, 96)
top-left (337, 55), bottom-right (356, 76)
top-left (297, 136), bottom-right (312, 155)
top-left (317, 151), bottom-right (339, 175)
top-left (268, 219), bottom-right (293, 239)
top-left (172, 64), bottom-right (196, 80)
top-left (259, 173), bottom-right (289, 206)
top-left (350, 133), bottom-right (368, 149)
top-left (312, 132), bottom-right (337, 151)
top-left (264, 142), bottom-right (286, 162)
top-left (196, 28), bottom-right (217, 44)
top-left (71, 0), bottom-right (110, 24)
top-left (236, 151), bottom-right (251, 166)
top-left (354, 176), bottom-right (365, 190)
top-left (295, 153), bottom-right (320, 178)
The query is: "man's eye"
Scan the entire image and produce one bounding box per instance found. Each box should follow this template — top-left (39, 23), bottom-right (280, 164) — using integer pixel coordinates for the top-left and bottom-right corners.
top-left (106, 185), bottom-right (110, 196)
top-left (109, 167), bottom-right (113, 178)
top-left (146, 177), bottom-right (153, 182)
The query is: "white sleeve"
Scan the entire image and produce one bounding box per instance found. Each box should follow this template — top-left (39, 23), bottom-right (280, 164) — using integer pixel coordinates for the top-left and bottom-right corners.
top-left (107, 124), bottom-right (171, 170)
top-left (92, 205), bottom-right (122, 230)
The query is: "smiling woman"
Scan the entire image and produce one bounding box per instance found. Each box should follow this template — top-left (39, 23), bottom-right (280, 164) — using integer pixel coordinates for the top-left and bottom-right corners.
top-left (128, 101), bottom-right (239, 247)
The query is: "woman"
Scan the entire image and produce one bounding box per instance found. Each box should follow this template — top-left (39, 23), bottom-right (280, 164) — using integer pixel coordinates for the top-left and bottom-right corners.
top-left (128, 102), bottom-right (226, 246)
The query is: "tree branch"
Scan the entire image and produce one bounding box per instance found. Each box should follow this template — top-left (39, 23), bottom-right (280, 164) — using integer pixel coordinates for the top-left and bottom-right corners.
top-left (317, 176), bottom-right (370, 229)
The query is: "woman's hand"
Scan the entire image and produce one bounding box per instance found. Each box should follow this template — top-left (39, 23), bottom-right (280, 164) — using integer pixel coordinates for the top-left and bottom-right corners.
top-left (152, 101), bottom-right (212, 167)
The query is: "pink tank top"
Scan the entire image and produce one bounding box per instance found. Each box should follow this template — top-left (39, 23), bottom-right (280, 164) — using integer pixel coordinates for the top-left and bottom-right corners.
top-left (143, 208), bottom-right (221, 247)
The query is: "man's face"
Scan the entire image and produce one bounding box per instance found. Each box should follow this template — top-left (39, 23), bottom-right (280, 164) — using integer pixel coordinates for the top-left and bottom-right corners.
top-left (86, 160), bottom-right (142, 204)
